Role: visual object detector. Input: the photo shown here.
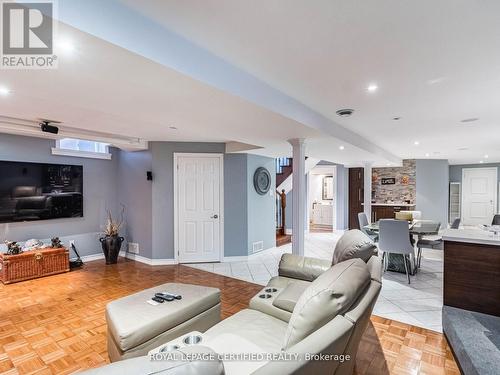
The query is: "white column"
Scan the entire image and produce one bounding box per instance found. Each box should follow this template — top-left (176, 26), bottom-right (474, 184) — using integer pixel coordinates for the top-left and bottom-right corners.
top-left (363, 162), bottom-right (373, 222)
top-left (289, 138), bottom-right (306, 256)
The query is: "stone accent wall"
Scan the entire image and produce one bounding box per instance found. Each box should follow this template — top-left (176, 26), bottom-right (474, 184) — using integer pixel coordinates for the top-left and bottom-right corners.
top-left (372, 159), bottom-right (416, 203)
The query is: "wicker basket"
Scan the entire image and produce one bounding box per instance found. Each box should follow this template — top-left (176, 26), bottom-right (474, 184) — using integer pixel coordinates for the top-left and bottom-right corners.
top-left (0, 247), bottom-right (69, 284)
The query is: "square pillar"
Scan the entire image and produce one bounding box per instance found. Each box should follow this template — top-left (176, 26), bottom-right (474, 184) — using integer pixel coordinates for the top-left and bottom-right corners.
top-left (289, 138), bottom-right (306, 256)
top-left (363, 162), bottom-right (373, 222)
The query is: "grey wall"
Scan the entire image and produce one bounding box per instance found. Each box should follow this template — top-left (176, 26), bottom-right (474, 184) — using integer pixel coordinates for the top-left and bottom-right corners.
top-left (450, 163), bottom-right (500, 182)
top-left (416, 159), bottom-right (449, 225)
top-left (224, 154), bottom-right (248, 257)
top-left (117, 150), bottom-right (153, 258)
top-left (151, 142), bottom-right (226, 259)
top-left (247, 154), bottom-right (276, 253)
top-left (224, 153), bottom-right (276, 256)
top-left (0, 133), bottom-right (119, 257)
top-left (0, 135), bottom-right (278, 261)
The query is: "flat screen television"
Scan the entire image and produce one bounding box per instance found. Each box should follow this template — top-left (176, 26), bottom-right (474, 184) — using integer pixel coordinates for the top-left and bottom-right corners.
top-left (0, 161), bottom-right (83, 223)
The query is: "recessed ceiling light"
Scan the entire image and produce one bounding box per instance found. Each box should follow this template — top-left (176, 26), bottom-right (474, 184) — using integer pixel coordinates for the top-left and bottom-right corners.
top-left (414, 141), bottom-right (420, 146)
top-left (169, 126), bottom-right (177, 130)
top-left (0, 86), bottom-right (10, 96)
top-left (366, 84), bottom-right (378, 93)
top-left (425, 153), bottom-right (430, 157)
top-left (460, 118), bottom-right (479, 123)
top-left (55, 38), bottom-right (75, 53)
top-left (339, 145), bottom-right (345, 150)
top-left (484, 154), bottom-right (489, 159)
top-left (479, 160), bottom-right (484, 164)
top-left (336, 109), bottom-right (354, 117)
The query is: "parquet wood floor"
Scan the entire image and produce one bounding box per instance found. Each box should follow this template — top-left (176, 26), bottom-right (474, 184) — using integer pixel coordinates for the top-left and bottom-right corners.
top-left (0, 258), bottom-right (460, 375)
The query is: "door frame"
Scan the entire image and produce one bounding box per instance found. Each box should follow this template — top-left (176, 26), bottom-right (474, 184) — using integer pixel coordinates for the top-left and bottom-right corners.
top-left (461, 167), bottom-right (498, 225)
top-left (173, 153), bottom-right (224, 263)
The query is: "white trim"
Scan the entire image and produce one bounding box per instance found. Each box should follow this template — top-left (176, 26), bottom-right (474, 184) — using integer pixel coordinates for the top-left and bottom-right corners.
top-left (77, 253), bottom-right (105, 262)
top-left (222, 256), bottom-right (248, 262)
top-left (173, 153), bottom-right (224, 264)
top-left (51, 147), bottom-right (112, 160)
top-left (119, 251), bottom-right (178, 265)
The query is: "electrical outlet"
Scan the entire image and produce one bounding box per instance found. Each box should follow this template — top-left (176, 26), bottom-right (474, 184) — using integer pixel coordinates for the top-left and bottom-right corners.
top-left (128, 242), bottom-right (139, 254)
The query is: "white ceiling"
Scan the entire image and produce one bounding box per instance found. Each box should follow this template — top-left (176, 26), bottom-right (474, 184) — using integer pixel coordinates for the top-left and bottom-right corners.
top-left (120, 0), bottom-right (500, 165)
top-left (0, 23), bottom-right (389, 165)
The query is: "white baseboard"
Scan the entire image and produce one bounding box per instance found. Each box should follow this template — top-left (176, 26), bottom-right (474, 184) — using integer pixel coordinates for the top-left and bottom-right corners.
top-left (222, 255), bottom-right (248, 262)
top-left (119, 251), bottom-right (178, 266)
top-left (150, 258), bottom-right (178, 266)
top-left (78, 253), bottom-right (105, 262)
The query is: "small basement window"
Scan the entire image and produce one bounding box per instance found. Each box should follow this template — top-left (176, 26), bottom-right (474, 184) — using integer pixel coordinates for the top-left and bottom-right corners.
top-left (52, 138), bottom-right (112, 159)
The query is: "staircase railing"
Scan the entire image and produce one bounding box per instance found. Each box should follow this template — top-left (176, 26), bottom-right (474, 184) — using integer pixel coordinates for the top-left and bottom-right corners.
top-left (276, 189), bottom-right (286, 235)
top-left (276, 157), bottom-right (293, 188)
top-left (275, 157), bottom-right (291, 174)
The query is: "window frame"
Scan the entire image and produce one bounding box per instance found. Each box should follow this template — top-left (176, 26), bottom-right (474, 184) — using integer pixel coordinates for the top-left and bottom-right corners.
top-left (52, 139), bottom-right (112, 160)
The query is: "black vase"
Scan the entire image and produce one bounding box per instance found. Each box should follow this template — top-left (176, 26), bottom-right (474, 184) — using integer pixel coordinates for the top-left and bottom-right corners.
top-left (99, 235), bottom-right (124, 264)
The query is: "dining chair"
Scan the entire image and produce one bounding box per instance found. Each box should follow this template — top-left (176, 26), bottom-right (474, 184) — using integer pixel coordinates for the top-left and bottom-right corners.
top-left (358, 212), bottom-right (378, 242)
top-left (416, 218), bottom-right (460, 268)
top-left (492, 215), bottom-right (500, 225)
top-left (378, 219), bottom-right (415, 284)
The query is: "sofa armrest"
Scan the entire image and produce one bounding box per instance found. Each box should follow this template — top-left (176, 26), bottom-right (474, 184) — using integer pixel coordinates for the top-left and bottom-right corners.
top-left (278, 254), bottom-right (331, 282)
top-left (79, 346), bottom-right (224, 375)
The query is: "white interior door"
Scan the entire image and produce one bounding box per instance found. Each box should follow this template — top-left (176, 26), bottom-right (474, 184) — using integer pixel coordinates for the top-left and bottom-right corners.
top-left (462, 167), bottom-right (498, 226)
top-left (176, 154), bottom-right (222, 263)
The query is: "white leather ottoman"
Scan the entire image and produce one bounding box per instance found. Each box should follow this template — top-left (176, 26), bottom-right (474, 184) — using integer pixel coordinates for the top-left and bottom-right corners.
top-left (106, 283), bottom-right (221, 362)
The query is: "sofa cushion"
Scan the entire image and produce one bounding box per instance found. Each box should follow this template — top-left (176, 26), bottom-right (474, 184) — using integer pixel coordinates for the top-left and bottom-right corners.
top-left (278, 253), bottom-right (331, 282)
top-left (204, 309), bottom-right (288, 354)
top-left (282, 258), bottom-right (370, 349)
top-left (332, 230), bottom-right (377, 265)
top-left (272, 282), bottom-right (309, 313)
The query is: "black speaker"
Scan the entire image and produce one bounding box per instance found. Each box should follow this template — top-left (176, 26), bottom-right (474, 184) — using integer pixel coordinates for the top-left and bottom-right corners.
top-left (147, 171), bottom-right (153, 181)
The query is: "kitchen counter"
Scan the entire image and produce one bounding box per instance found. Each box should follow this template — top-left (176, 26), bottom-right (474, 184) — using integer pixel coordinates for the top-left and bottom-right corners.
top-left (442, 228), bottom-right (500, 246)
top-left (443, 228), bottom-right (500, 318)
top-left (362, 203), bottom-right (415, 207)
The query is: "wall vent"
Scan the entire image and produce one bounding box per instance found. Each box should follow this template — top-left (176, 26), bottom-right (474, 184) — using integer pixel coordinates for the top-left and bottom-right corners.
top-left (252, 241), bottom-right (264, 253)
top-left (128, 242), bottom-right (140, 254)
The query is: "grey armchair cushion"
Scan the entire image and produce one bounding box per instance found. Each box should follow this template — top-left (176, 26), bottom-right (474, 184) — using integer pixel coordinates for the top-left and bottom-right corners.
top-left (278, 254), bottom-right (331, 282)
top-left (332, 230), bottom-right (377, 265)
top-left (282, 258), bottom-right (370, 349)
top-left (272, 282), bottom-right (309, 313)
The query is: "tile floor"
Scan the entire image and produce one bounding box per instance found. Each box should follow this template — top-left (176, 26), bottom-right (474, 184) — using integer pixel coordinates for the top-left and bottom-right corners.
top-left (186, 231), bottom-right (445, 332)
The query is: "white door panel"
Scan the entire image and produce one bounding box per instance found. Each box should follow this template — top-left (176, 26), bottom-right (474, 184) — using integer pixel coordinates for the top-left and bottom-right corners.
top-left (462, 168), bottom-right (497, 226)
top-left (177, 155), bottom-right (222, 262)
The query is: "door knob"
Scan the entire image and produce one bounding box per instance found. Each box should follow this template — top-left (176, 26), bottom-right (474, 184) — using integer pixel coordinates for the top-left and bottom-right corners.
top-left (211, 214), bottom-right (219, 219)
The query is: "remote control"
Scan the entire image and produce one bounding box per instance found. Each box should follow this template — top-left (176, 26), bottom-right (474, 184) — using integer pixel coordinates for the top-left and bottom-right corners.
top-left (152, 296), bottom-right (165, 303)
top-left (162, 292), bottom-right (182, 300)
top-left (155, 293), bottom-right (174, 302)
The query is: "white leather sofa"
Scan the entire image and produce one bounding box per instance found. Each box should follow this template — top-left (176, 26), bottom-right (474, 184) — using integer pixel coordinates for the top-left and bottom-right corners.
top-left (80, 230), bottom-right (382, 375)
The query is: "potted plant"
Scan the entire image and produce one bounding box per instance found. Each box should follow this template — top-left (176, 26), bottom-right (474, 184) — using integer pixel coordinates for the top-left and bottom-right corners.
top-left (100, 207), bottom-right (125, 264)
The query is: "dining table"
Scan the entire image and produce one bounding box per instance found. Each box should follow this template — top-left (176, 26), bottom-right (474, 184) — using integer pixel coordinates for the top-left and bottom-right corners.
top-left (363, 220), bottom-right (441, 274)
